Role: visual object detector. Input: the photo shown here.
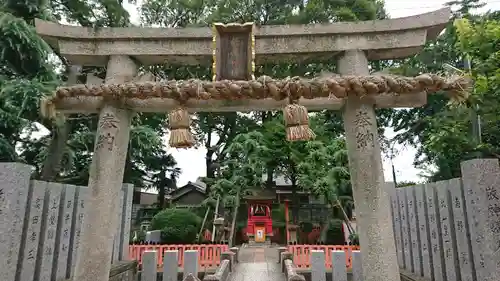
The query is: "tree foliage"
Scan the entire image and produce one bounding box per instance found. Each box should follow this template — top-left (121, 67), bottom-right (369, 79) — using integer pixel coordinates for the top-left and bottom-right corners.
top-left (390, 1), bottom-right (500, 181)
top-left (298, 139), bottom-right (352, 211)
top-left (0, 0), bottom-right (181, 191)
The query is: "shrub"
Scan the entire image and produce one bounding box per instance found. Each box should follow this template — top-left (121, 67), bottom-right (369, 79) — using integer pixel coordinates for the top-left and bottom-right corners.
top-left (299, 221), bottom-right (313, 233)
top-left (151, 208), bottom-right (202, 244)
top-left (325, 219), bottom-right (346, 245)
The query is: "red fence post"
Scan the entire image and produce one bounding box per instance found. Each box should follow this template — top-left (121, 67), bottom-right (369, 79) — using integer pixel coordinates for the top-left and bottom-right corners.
top-left (128, 244), bottom-right (231, 268)
top-left (285, 245), bottom-right (358, 269)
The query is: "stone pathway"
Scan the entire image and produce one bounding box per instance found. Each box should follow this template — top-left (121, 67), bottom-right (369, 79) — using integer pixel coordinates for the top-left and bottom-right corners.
top-left (228, 246), bottom-right (285, 281)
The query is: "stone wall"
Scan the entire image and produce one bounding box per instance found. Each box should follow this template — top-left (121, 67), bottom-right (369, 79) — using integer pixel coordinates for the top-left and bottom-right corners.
top-left (0, 163), bottom-right (134, 281)
top-left (388, 159), bottom-right (500, 281)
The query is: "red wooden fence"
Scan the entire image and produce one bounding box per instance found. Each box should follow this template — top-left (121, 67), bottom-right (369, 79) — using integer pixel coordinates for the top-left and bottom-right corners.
top-left (287, 245), bottom-right (360, 269)
top-left (129, 244), bottom-right (229, 269)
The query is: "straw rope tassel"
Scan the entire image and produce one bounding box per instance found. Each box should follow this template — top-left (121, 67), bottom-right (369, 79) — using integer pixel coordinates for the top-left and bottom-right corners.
top-left (168, 107), bottom-right (194, 148)
top-left (283, 103), bottom-right (316, 141)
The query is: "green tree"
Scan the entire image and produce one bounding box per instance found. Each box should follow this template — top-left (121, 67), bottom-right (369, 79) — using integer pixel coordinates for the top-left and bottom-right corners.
top-left (147, 151), bottom-right (181, 209)
top-left (259, 116), bottom-right (309, 222)
top-left (0, 0), bottom-right (58, 162)
top-left (297, 138), bottom-right (354, 239)
top-left (390, 0), bottom-right (500, 181)
top-left (298, 138), bottom-right (352, 217)
top-left (139, 0), bottom-right (389, 190)
top-left (211, 130), bottom-right (268, 245)
top-left (1, 0), bottom-right (182, 189)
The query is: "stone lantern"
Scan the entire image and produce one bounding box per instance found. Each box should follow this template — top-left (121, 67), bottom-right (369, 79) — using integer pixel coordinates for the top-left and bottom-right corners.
top-left (214, 217), bottom-right (225, 243)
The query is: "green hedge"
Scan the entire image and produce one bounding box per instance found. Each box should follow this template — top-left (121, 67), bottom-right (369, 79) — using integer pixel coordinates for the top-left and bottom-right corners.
top-left (151, 208), bottom-right (202, 244)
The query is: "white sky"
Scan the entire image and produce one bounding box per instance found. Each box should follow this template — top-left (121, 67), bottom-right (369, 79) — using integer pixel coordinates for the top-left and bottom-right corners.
top-left (41, 0), bottom-right (500, 187)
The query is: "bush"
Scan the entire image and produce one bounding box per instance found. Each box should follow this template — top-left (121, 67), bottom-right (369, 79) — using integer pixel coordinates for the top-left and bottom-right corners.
top-left (325, 219), bottom-right (346, 245)
top-left (151, 208), bottom-right (202, 244)
top-left (299, 222), bottom-right (313, 233)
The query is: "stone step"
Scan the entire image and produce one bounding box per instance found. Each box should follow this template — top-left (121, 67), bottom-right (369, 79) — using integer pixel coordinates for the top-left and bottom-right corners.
top-left (247, 240), bottom-right (271, 248)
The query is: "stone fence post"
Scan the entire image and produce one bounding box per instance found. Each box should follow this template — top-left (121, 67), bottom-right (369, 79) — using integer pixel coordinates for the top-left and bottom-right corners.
top-left (142, 250), bottom-right (157, 281)
top-left (229, 247), bottom-right (239, 263)
top-left (163, 250), bottom-right (178, 281)
top-left (352, 251), bottom-right (363, 281)
top-left (0, 163), bottom-right (32, 281)
top-left (184, 250), bottom-right (199, 279)
top-left (221, 251), bottom-right (235, 271)
top-left (311, 250), bottom-right (326, 281)
top-left (281, 251), bottom-right (293, 272)
top-left (278, 247), bottom-right (287, 264)
top-left (461, 159), bottom-right (500, 281)
top-left (331, 250), bottom-right (347, 281)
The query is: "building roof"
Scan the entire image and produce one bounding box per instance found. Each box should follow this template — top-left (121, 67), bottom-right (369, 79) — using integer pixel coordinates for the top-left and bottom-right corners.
top-left (169, 178), bottom-right (207, 201)
top-left (167, 175), bottom-right (310, 202)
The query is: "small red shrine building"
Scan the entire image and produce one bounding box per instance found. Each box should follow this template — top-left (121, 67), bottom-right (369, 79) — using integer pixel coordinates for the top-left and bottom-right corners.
top-left (243, 187), bottom-right (276, 242)
top-left (246, 201), bottom-right (273, 242)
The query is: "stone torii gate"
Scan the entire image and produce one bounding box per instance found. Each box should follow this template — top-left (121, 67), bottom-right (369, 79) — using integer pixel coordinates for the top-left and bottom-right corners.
top-left (35, 7), bottom-right (468, 281)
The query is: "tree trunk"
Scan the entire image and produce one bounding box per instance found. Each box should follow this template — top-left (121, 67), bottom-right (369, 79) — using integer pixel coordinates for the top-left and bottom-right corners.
top-left (123, 145), bottom-right (134, 184)
top-left (263, 110), bottom-right (274, 188)
top-left (198, 207), bottom-right (211, 242)
top-left (211, 196), bottom-right (220, 241)
top-left (266, 167), bottom-right (274, 187)
top-left (157, 173), bottom-right (166, 209)
top-left (206, 149), bottom-right (216, 178)
top-left (334, 199), bottom-right (355, 234)
top-left (228, 189), bottom-right (240, 247)
top-left (39, 122), bottom-right (70, 181)
top-left (205, 123), bottom-right (215, 194)
top-left (39, 65), bottom-right (80, 182)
